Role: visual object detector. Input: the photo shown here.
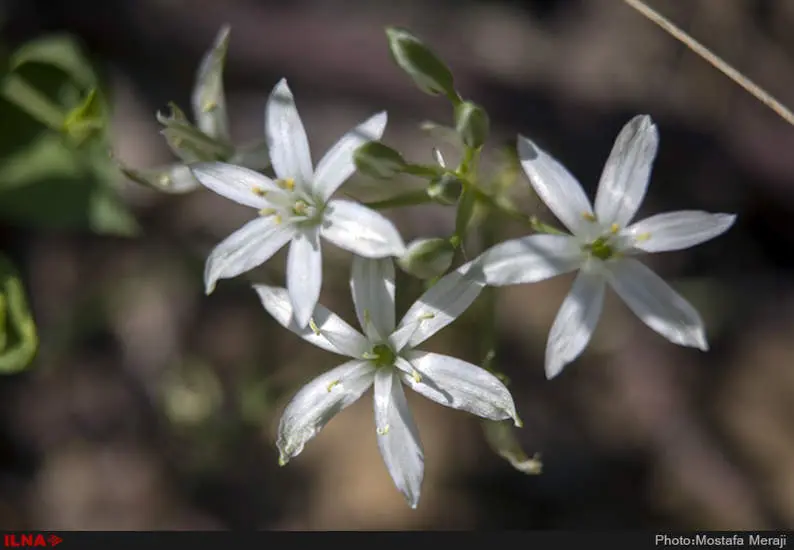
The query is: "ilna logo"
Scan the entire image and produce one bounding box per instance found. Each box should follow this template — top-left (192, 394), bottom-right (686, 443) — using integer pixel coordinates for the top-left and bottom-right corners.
top-left (3, 534), bottom-right (63, 547)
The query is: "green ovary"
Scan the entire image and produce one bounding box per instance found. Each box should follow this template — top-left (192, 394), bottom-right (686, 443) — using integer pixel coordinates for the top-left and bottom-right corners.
top-left (370, 343), bottom-right (396, 368)
top-left (583, 236), bottom-right (615, 261)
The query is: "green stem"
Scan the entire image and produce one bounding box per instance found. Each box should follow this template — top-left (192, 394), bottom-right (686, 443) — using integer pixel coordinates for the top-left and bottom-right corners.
top-left (1, 73), bottom-right (66, 131)
top-left (359, 188), bottom-right (432, 210)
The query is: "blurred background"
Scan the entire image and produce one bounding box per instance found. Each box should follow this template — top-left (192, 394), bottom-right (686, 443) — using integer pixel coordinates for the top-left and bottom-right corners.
top-left (0, 0), bottom-right (793, 530)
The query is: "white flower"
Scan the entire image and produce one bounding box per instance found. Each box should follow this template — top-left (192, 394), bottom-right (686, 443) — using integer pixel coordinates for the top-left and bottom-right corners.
top-left (256, 257), bottom-right (519, 509)
top-left (191, 78), bottom-right (406, 327)
top-left (477, 115), bottom-right (736, 379)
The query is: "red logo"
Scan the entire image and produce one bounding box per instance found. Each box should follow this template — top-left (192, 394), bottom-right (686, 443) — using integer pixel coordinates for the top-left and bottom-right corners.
top-left (3, 534), bottom-right (63, 547)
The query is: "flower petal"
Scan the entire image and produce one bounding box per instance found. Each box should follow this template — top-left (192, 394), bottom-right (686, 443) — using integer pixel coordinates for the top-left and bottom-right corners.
top-left (266, 78), bottom-right (313, 185)
top-left (191, 162), bottom-right (280, 209)
top-left (205, 216), bottom-right (294, 294)
top-left (517, 135), bottom-right (593, 235)
top-left (277, 360), bottom-right (376, 464)
top-left (607, 259), bottom-right (708, 350)
top-left (402, 351), bottom-right (520, 425)
top-left (313, 112), bottom-right (388, 201)
top-left (396, 262), bottom-right (485, 349)
top-left (191, 24), bottom-right (230, 141)
top-left (351, 256), bottom-right (396, 341)
top-left (625, 211), bottom-right (736, 253)
top-left (254, 285), bottom-right (370, 357)
top-left (287, 228), bottom-right (323, 329)
top-left (594, 115), bottom-right (658, 227)
top-left (479, 234), bottom-right (582, 286)
top-left (545, 269), bottom-right (605, 379)
top-left (321, 200), bottom-right (406, 258)
top-left (373, 368), bottom-right (424, 509)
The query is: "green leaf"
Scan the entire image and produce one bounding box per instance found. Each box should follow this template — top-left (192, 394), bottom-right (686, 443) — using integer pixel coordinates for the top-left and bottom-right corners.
top-left (353, 141), bottom-right (406, 179)
top-left (0, 256), bottom-right (38, 374)
top-left (10, 34), bottom-right (97, 89)
top-left (191, 25), bottom-right (231, 141)
top-left (482, 420), bottom-right (542, 475)
top-left (385, 27), bottom-right (459, 101)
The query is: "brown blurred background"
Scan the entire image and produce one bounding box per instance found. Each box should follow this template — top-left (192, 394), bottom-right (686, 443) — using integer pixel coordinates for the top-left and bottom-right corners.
top-left (1, 0), bottom-right (793, 530)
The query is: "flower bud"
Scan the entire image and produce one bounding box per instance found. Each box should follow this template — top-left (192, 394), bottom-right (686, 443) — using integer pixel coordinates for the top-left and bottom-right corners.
top-left (353, 142), bottom-right (406, 179)
top-left (454, 101), bottom-right (489, 149)
top-left (397, 238), bottom-right (455, 279)
top-left (385, 27), bottom-right (457, 99)
top-left (427, 173), bottom-right (463, 205)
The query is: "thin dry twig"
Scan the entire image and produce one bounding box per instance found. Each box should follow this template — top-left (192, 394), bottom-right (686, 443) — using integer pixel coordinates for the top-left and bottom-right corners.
top-left (622, 0), bottom-right (794, 127)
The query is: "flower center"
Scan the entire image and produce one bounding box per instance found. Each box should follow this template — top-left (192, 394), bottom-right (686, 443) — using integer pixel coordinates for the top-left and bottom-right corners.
top-left (369, 343), bottom-right (396, 368)
top-left (291, 199), bottom-right (315, 218)
top-left (583, 235), bottom-right (615, 261)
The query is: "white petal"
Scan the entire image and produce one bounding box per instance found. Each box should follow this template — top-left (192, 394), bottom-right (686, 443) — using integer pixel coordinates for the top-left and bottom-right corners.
top-left (191, 162), bottom-right (279, 209)
top-left (402, 351), bottom-right (520, 425)
top-left (321, 200), bottom-right (406, 258)
top-left (313, 112), bottom-right (388, 201)
top-left (594, 115), bottom-right (658, 227)
top-left (266, 79), bottom-right (313, 185)
top-left (479, 234), bottom-right (582, 286)
top-left (625, 211), bottom-right (736, 253)
top-left (373, 368), bottom-right (424, 509)
top-left (287, 228), bottom-right (323, 329)
top-left (351, 256), bottom-right (396, 341)
top-left (205, 216), bottom-right (294, 294)
top-left (277, 360), bottom-right (375, 464)
top-left (607, 259), bottom-right (708, 350)
top-left (191, 25), bottom-right (230, 141)
top-left (254, 285), bottom-right (369, 357)
top-left (396, 262), bottom-right (485, 349)
top-left (545, 270), bottom-right (606, 379)
top-left (517, 135), bottom-right (593, 235)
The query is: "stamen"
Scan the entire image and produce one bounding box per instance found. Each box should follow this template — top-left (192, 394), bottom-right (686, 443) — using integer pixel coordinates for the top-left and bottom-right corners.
top-left (202, 100), bottom-right (218, 113)
top-left (610, 223), bottom-right (620, 234)
top-left (309, 318), bottom-right (321, 336)
top-left (636, 232), bottom-right (652, 242)
top-left (253, 187), bottom-right (269, 197)
top-left (277, 178), bottom-right (295, 191)
top-left (582, 212), bottom-right (597, 222)
top-left (376, 425), bottom-right (390, 436)
top-left (326, 380), bottom-right (341, 392)
top-left (159, 174), bottom-right (171, 186)
top-left (411, 369), bottom-right (422, 383)
top-left (418, 312), bottom-right (435, 322)
top-left (259, 207), bottom-right (277, 217)
top-left (363, 309), bottom-right (372, 327)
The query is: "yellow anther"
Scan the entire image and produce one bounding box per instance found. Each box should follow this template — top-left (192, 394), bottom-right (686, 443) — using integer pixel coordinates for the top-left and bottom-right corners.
top-left (277, 178), bottom-right (295, 191)
top-left (411, 369), bottom-right (422, 383)
top-left (636, 232), bottom-right (652, 242)
top-left (278, 455), bottom-right (288, 467)
top-left (418, 312), bottom-right (435, 322)
top-left (582, 212), bottom-right (597, 222)
top-left (361, 351), bottom-right (376, 360)
top-left (376, 425), bottom-right (390, 436)
top-left (363, 309), bottom-right (371, 326)
top-left (309, 318), bottom-right (321, 335)
top-left (158, 174), bottom-right (171, 186)
top-left (202, 100), bottom-right (218, 113)
top-left (259, 207), bottom-right (277, 217)
top-left (610, 223), bottom-right (620, 234)
top-left (327, 380), bottom-right (341, 392)
top-left (292, 201), bottom-right (308, 216)
top-left (253, 187), bottom-right (269, 197)
top-left (273, 215), bottom-right (283, 225)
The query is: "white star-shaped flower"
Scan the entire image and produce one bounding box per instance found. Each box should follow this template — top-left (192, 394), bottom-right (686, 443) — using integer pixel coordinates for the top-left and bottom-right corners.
top-left (255, 256), bottom-right (520, 509)
top-left (191, 79), bottom-right (406, 327)
top-left (477, 115), bottom-right (736, 379)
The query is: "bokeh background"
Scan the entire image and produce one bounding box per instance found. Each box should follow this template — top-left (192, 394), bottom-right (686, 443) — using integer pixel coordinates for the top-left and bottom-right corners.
top-left (1, 0), bottom-right (793, 530)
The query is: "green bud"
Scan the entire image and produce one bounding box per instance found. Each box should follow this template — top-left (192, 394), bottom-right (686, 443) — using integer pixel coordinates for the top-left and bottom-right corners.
top-left (353, 142), bottom-right (406, 179)
top-left (385, 27), bottom-right (458, 100)
top-left (427, 173), bottom-right (463, 205)
top-left (454, 101), bottom-right (489, 149)
top-left (157, 102), bottom-right (233, 162)
top-left (62, 89), bottom-right (105, 146)
top-left (397, 238), bottom-right (455, 280)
